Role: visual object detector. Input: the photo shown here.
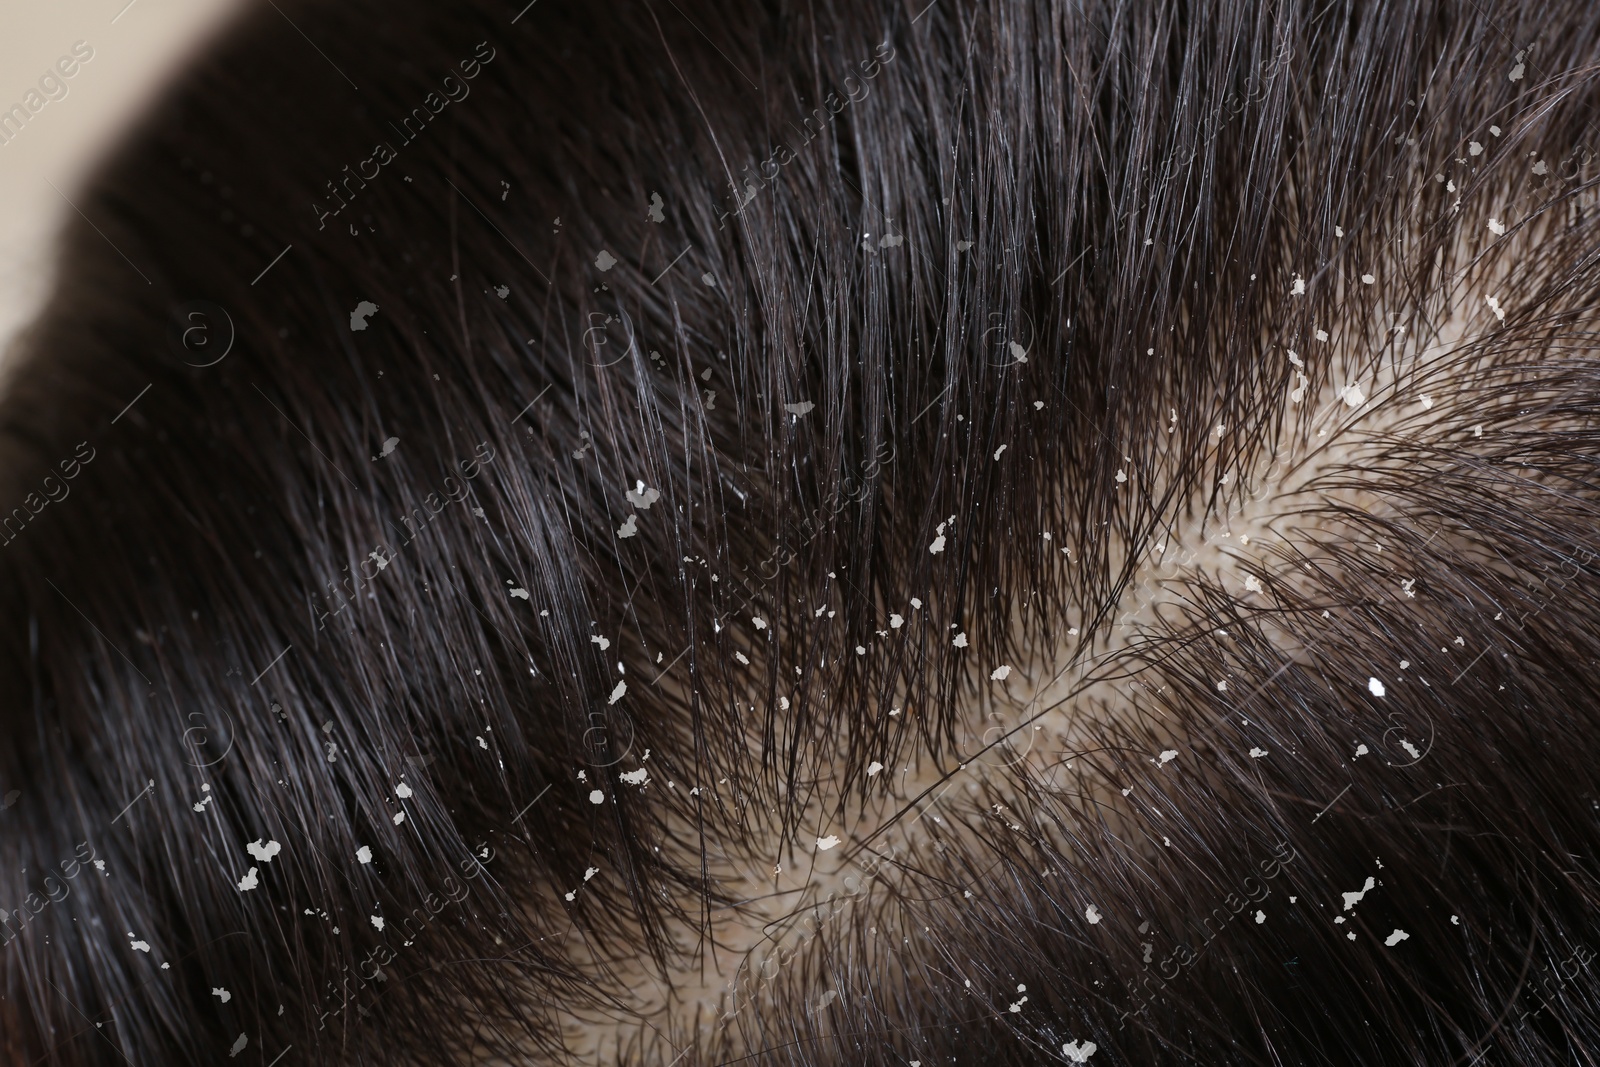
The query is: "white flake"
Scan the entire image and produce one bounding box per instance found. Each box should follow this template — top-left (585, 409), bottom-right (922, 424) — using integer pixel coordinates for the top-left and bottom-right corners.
top-left (1486, 294), bottom-right (1506, 321)
top-left (1384, 929), bottom-right (1410, 946)
top-left (229, 1033), bottom-right (248, 1057)
top-left (952, 632), bottom-right (968, 648)
top-left (620, 768), bottom-right (649, 786)
top-left (1158, 750), bottom-right (1178, 764)
top-left (1249, 747), bottom-right (1268, 758)
top-left (595, 250), bottom-right (618, 271)
top-left (784, 401), bottom-right (816, 416)
top-left (1342, 876), bottom-right (1377, 911)
top-left (816, 835), bottom-right (841, 851)
top-left (591, 634), bottom-right (611, 649)
top-left (1062, 1041), bottom-right (1097, 1063)
top-left (866, 761), bottom-right (884, 776)
top-left (1488, 218), bottom-right (1506, 235)
top-left (371, 915), bottom-right (385, 931)
top-left (1009, 341), bottom-right (1028, 363)
top-left (246, 839), bottom-right (282, 863)
top-left (589, 789), bottom-right (606, 804)
top-left (349, 301), bottom-right (380, 331)
top-left (356, 845), bottom-right (373, 864)
top-left (1243, 574), bottom-right (1263, 594)
top-left (1338, 383), bottom-right (1367, 407)
top-left (993, 444), bottom-right (1008, 460)
top-left (1368, 677), bottom-right (1386, 697)
top-left (625, 482), bottom-right (661, 509)
top-left (1290, 275), bottom-right (1306, 296)
top-left (1361, 273), bottom-right (1375, 285)
top-left (889, 613), bottom-right (904, 628)
top-left (237, 868), bottom-right (259, 892)
top-left (617, 514), bottom-right (639, 538)
top-left (752, 617), bottom-right (767, 630)
top-left (990, 665), bottom-right (1012, 681)
top-left (1469, 141), bottom-right (1483, 156)
top-left (1085, 904), bottom-right (1101, 924)
top-left (392, 811), bottom-right (405, 825)
top-left (1255, 911), bottom-right (1266, 924)
top-left (608, 680), bottom-right (627, 705)
top-left (212, 987), bottom-right (232, 1003)
top-left (395, 782), bottom-right (413, 798)
top-left (509, 586), bottom-right (531, 600)
top-left (129, 938), bottom-right (151, 952)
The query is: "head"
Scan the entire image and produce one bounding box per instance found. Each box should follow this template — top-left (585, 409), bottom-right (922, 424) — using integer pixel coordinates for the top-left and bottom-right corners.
top-left (4, 0), bottom-right (1600, 1063)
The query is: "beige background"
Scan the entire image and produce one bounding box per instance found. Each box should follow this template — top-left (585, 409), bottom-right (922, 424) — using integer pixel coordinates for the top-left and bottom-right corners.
top-left (0, 0), bottom-right (246, 368)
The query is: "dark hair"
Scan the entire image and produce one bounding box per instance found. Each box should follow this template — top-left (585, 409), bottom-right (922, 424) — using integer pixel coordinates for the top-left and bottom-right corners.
top-left (5, 0), bottom-right (1600, 1062)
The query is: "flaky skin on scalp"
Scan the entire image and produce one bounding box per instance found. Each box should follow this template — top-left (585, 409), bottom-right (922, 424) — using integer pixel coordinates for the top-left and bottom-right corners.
top-left (3, 0), bottom-right (1600, 1062)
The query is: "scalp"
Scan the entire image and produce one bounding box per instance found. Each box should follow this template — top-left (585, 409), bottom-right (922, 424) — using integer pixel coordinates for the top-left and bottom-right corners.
top-left (5, 0), bottom-right (1600, 1064)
